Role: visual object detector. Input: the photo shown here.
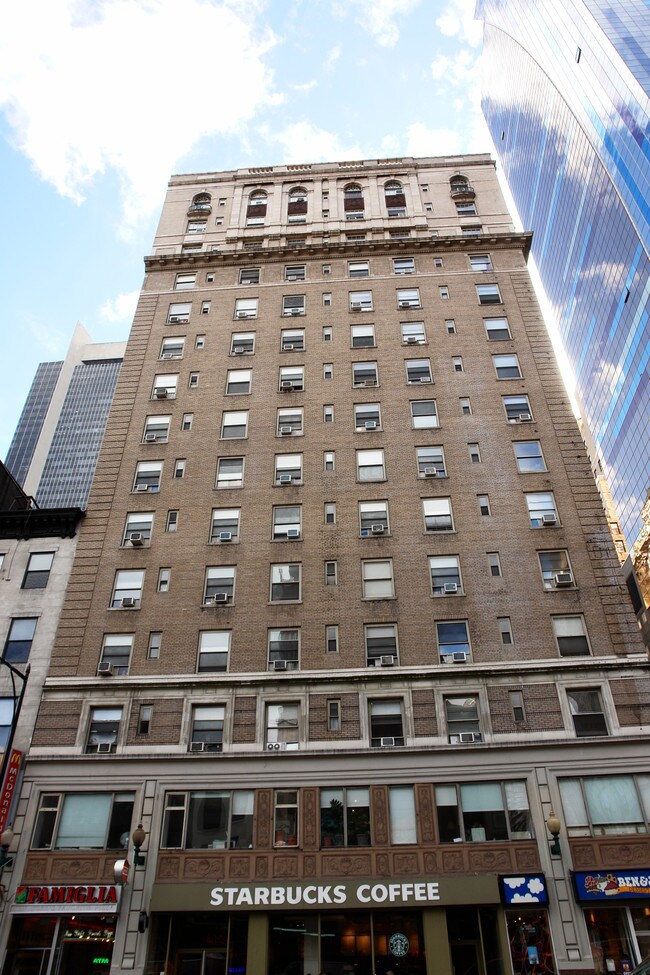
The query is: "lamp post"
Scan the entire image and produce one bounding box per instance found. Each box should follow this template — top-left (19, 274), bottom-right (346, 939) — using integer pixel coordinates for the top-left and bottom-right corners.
top-left (546, 812), bottom-right (562, 856)
top-left (132, 824), bottom-right (146, 867)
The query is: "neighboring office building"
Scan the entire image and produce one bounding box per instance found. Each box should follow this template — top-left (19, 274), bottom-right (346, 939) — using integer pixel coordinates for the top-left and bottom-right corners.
top-left (5, 323), bottom-right (125, 509)
top-left (476, 0), bottom-right (650, 569)
top-left (1, 157), bottom-right (647, 975)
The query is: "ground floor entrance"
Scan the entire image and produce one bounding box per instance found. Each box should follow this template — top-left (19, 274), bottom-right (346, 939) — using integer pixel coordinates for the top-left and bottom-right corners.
top-left (2, 914), bottom-right (116, 975)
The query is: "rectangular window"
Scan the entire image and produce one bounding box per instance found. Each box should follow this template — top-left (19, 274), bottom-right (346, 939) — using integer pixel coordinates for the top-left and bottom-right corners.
top-left (86, 707), bottom-right (122, 753)
top-left (349, 291), bottom-right (372, 312)
top-left (216, 457), bottom-right (244, 489)
top-left (423, 498), bottom-right (453, 532)
top-left (446, 696), bottom-right (481, 743)
top-left (279, 366), bottom-right (304, 392)
top-left (567, 689), bottom-right (608, 737)
top-left (326, 626), bottom-right (339, 653)
top-left (498, 618), bottom-right (513, 645)
top-left (503, 394), bottom-right (532, 422)
top-left (456, 201), bottom-right (477, 216)
top-left (322, 326), bottom-right (332, 341)
top-left (221, 410), bottom-right (248, 439)
top-left (558, 775), bottom-right (650, 837)
top-left (514, 441), bottom-right (546, 472)
top-left (152, 374), bottom-right (178, 400)
top-left (359, 500), bottom-right (389, 536)
top-left (484, 317), bottom-right (511, 340)
top-left (352, 361), bottom-right (378, 387)
top-left (477, 284), bottom-right (501, 305)
top-left (190, 705), bottom-right (225, 751)
top-left (401, 321), bottom-right (426, 345)
top-left (173, 459), bottom-right (186, 479)
top-left (282, 295), bottom-right (306, 317)
top-left (285, 265), bottom-right (306, 282)
top-left (148, 632), bottom-right (162, 657)
top-left (123, 512), bottom-right (153, 546)
top-left (204, 567), bottom-right (235, 605)
top-left (111, 570), bottom-right (144, 608)
top-left (4, 617), bottom-right (37, 663)
top-left (167, 302), bottom-right (191, 325)
top-left (397, 288), bottom-right (421, 309)
top-left (325, 560), bottom-right (337, 585)
top-left (22, 552), bottom-right (54, 589)
top-left (230, 332), bottom-right (255, 355)
top-left (99, 634), bottom-right (133, 675)
top-left (175, 273), bottom-right (196, 291)
top-left (370, 700), bottom-right (404, 747)
top-left (239, 267), bottom-right (260, 285)
top-left (526, 492), bottom-right (559, 527)
top-left (393, 258), bottom-right (415, 275)
top-left (266, 704), bottom-right (299, 750)
top-left (186, 220), bottom-right (206, 234)
top-left (437, 621), bottom-right (470, 663)
top-left (31, 792), bottom-right (135, 850)
top-left (188, 372), bottom-right (199, 389)
top-left (160, 336), bottom-right (184, 360)
top-left (362, 560), bottom-right (394, 600)
top-left (356, 449), bottom-right (385, 482)
top-left (488, 552), bottom-right (502, 577)
top-left (197, 631), bottom-right (230, 672)
top-left (350, 323), bottom-right (375, 348)
top-left (277, 407), bottom-right (304, 436)
top-left (439, 286), bottom-right (449, 299)
top-left (324, 451), bottom-right (335, 471)
top-left (470, 254), bottom-right (492, 271)
top-left (324, 503), bottom-right (336, 524)
top-left (366, 625), bottom-right (398, 666)
top-left (161, 790), bottom-right (253, 849)
top-left (389, 786), bottom-right (417, 844)
top-left (538, 550), bottom-right (572, 589)
top-left (436, 781), bottom-right (532, 843)
top-left (430, 557), bottom-right (462, 597)
top-left (321, 787), bottom-right (371, 847)
top-left (493, 354), bottom-right (521, 379)
top-left (460, 397), bottom-right (472, 415)
top-left (234, 298), bottom-right (258, 320)
top-left (452, 356), bottom-right (464, 373)
top-left (182, 413), bottom-right (193, 431)
top-left (417, 446), bottom-right (445, 477)
top-left (405, 359), bottom-right (432, 384)
top-left (322, 293), bottom-right (332, 307)
top-left (274, 789), bottom-right (299, 845)
top-left (157, 569), bottom-right (170, 593)
top-left (510, 692), bottom-right (525, 723)
top-left (270, 564), bottom-right (301, 602)
top-left (468, 443), bottom-right (481, 463)
top-left (273, 505), bottom-right (301, 540)
top-left (323, 405), bottom-right (334, 423)
top-left (275, 453), bottom-right (302, 485)
top-left (478, 495), bottom-right (491, 516)
top-left (354, 403), bottom-right (381, 432)
top-left (210, 508), bottom-right (240, 543)
top-left (268, 629), bottom-right (299, 671)
top-left (281, 329), bottom-right (305, 351)
top-left (446, 319), bottom-right (456, 334)
top-left (348, 261), bottom-right (369, 278)
top-left (327, 701), bottom-right (340, 734)
top-left (226, 369), bottom-right (252, 395)
top-left (553, 616), bottom-right (590, 656)
top-left (323, 363), bottom-right (333, 380)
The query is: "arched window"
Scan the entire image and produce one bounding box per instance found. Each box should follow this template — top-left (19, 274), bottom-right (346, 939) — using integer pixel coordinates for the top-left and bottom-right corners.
top-left (188, 192), bottom-right (212, 215)
top-left (288, 187), bottom-right (308, 223)
top-left (384, 181), bottom-right (403, 197)
top-left (449, 175), bottom-right (475, 200)
top-left (385, 180), bottom-right (406, 217)
top-left (344, 183), bottom-right (364, 221)
top-left (247, 190), bottom-right (268, 226)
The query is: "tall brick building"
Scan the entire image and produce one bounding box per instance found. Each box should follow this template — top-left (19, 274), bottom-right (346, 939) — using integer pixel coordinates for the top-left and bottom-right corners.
top-left (2, 156), bottom-right (647, 975)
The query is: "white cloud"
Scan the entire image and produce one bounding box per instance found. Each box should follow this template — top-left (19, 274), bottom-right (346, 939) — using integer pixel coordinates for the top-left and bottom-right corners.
top-left (512, 892), bottom-right (542, 902)
top-left (503, 878), bottom-right (525, 889)
top-left (325, 44), bottom-right (342, 71)
top-left (27, 321), bottom-right (69, 359)
top-left (405, 122), bottom-right (462, 157)
top-left (338, 0), bottom-right (423, 47)
top-left (0, 0), bottom-right (279, 234)
top-left (435, 0), bottom-right (483, 46)
top-left (528, 878), bottom-right (545, 895)
top-left (292, 80), bottom-right (318, 93)
top-left (271, 122), bottom-right (362, 164)
top-left (100, 290), bottom-right (140, 324)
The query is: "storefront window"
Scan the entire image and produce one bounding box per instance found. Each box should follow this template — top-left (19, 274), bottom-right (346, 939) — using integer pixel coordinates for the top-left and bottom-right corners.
top-left (145, 913), bottom-right (247, 975)
top-left (585, 908), bottom-right (635, 975)
top-left (505, 909), bottom-right (556, 975)
top-left (3, 914), bottom-right (116, 975)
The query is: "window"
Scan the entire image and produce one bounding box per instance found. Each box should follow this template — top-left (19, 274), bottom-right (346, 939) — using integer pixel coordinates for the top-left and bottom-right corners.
top-left (123, 513), bottom-right (153, 547)
top-left (182, 413), bottom-right (193, 430)
top-left (281, 329), bottom-right (305, 351)
top-left (558, 774), bottom-right (650, 837)
top-left (323, 293), bottom-right (332, 307)
top-left (346, 233), bottom-right (366, 242)
top-left (452, 356), bottom-right (464, 373)
top-left (187, 220), bottom-right (206, 234)
top-left (503, 394), bottom-right (532, 422)
top-left (324, 451), bottom-right (335, 471)
top-left (510, 692), bottom-right (525, 722)
top-left (148, 632), bottom-right (161, 657)
top-left (226, 369), bottom-right (252, 395)
top-left (188, 372), bottom-right (199, 389)
top-left (166, 510), bottom-right (178, 532)
top-left (362, 561), bottom-right (394, 600)
top-left (137, 706), bottom-right (152, 735)
top-left (350, 323), bottom-right (375, 348)
top-left (538, 550), bottom-right (572, 589)
top-left (401, 321), bottom-right (426, 344)
top-left (352, 361), bottom-right (378, 387)
top-left (323, 405), bottom-right (334, 424)
top-left (197, 631), bottom-right (230, 672)
top-left (277, 407), bottom-right (304, 436)
top-left (439, 286), bottom-right (449, 300)
top-left (460, 397), bottom-right (472, 415)
top-left (445, 696), bottom-right (481, 743)
top-left (285, 265), bottom-right (306, 281)
top-left (326, 626), bottom-right (339, 653)
top-left (567, 689), bottom-right (608, 737)
top-left (344, 183), bottom-right (364, 219)
top-left (393, 258), bottom-right (415, 275)
top-left (22, 552), bottom-right (54, 589)
top-left (526, 492), bottom-right (558, 527)
top-left (274, 789), bottom-right (299, 846)
top-left (456, 201), bottom-right (477, 216)
top-left (349, 291), bottom-right (372, 312)
top-left (493, 354), bottom-right (521, 379)
top-left (405, 359), bottom-right (432, 384)
top-left (468, 443), bottom-right (481, 463)
top-left (157, 569), bottom-right (170, 593)
top-left (484, 317), bottom-right (511, 340)
top-left (173, 459), bottom-right (186, 479)
top-left (111, 570), bottom-right (144, 608)
top-left (397, 288), bottom-right (421, 309)
top-left (273, 505), bottom-right (301, 540)
top-left (246, 190), bottom-right (267, 226)
top-left (32, 792), bottom-right (134, 850)
top-left (322, 264), bottom-right (331, 275)
top-left (221, 410), bottom-right (248, 439)
top-left (204, 567), bottom-right (235, 605)
top-left (210, 508), bottom-right (240, 543)
top-left (268, 629), bottom-right (299, 672)
top-left (348, 261), bottom-right (369, 278)
top-left (411, 399), bottom-right (438, 430)
top-left (266, 704), bottom-right (299, 749)
top-left (389, 787), bottom-right (417, 844)
top-left (321, 788), bottom-right (371, 847)
top-left (161, 790), bottom-right (253, 849)
top-left (359, 500), bottom-right (389, 536)
top-left (324, 503), bottom-right (336, 524)
top-left (3, 618), bottom-right (37, 664)
top-left (270, 564), bottom-right (301, 602)
top-left (275, 453), bottom-right (302, 485)
top-left (478, 495), bottom-right (491, 516)
top-left (323, 363), bottom-right (333, 379)
top-left (216, 457), bottom-right (244, 489)
top-left (430, 557), bottom-right (462, 597)
top-left (190, 705), bottom-right (225, 751)
top-left (234, 298), bottom-right (258, 320)
top-left (470, 254), bottom-right (492, 271)
top-left (287, 188), bottom-right (307, 222)
top-left (356, 449), bottom-right (385, 481)
top-left (366, 624), bottom-right (398, 665)
top-left (240, 267), bottom-right (260, 285)
top-left (322, 326), bottom-right (332, 341)
top-left (498, 618), bottom-right (513, 645)
top-left (282, 295), bottom-right (305, 317)
top-left (487, 552), bottom-right (502, 577)
top-left (423, 498), bottom-right (453, 532)
top-left (354, 403), bottom-right (381, 432)
top-left (199, 304), bottom-right (209, 318)
top-left (99, 634), bottom-right (132, 676)
top-left (417, 446), bottom-right (445, 477)
top-left (370, 700), bottom-right (404, 746)
top-left (553, 617), bottom-right (590, 656)
top-left (514, 441), bottom-right (545, 472)
top-left (325, 560), bottom-right (337, 585)
top-left (175, 273), bottom-right (196, 291)
top-left (152, 374), bottom-right (178, 400)
top-left (86, 707), bottom-right (122, 753)
top-left (160, 336), bottom-right (184, 360)
top-left (327, 700), bottom-right (340, 731)
top-left (436, 781), bottom-right (532, 843)
top-left (279, 365), bottom-right (304, 392)
top-left (231, 331), bottom-right (255, 355)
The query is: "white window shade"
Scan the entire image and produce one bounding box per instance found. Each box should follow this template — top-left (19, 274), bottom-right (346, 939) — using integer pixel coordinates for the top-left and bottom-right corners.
top-left (558, 779), bottom-right (589, 828)
top-left (56, 795), bottom-right (112, 848)
top-left (389, 786), bottom-right (417, 844)
top-left (584, 776), bottom-right (642, 826)
top-left (459, 783), bottom-right (503, 812)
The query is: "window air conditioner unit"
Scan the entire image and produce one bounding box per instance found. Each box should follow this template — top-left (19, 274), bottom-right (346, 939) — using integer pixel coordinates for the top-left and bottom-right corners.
top-left (214, 592), bottom-right (229, 603)
top-left (135, 484), bottom-right (150, 492)
top-left (144, 433), bottom-right (157, 442)
top-left (364, 420), bottom-right (377, 430)
top-left (452, 651), bottom-right (468, 663)
top-left (121, 597), bottom-right (137, 608)
top-left (459, 732), bottom-right (482, 744)
top-left (280, 425), bottom-right (293, 435)
top-left (286, 528), bottom-right (301, 539)
top-left (419, 377), bottom-right (431, 384)
top-left (398, 301), bottom-right (412, 309)
top-left (281, 381), bottom-right (295, 391)
top-left (129, 532), bottom-right (144, 546)
top-left (380, 736), bottom-right (396, 747)
top-left (154, 387), bottom-right (168, 398)
top-left (423, 467), bottom-right (437, 477)
top-left (218, 531), bottom-right (232, 542)
top-left (236, 310), bottom-right (253, 319)
top-left (279, 474), bottom-right (293, 484)
top-left (283, 343), bottom-right (295, 351)
top-left (363, 378), bottom-right (377, 387)
top-left (169, 315), bottom-right (188, 324)
top-left (286, 275), bottom-right (300, 281)
top-left (405, 336), bottom-right (418, 344)
top-left (272, 660), bottom-right (288, 671)
top-left (371, 523), bottom-right (385, 534)
top-left (351, 303), bottom-right (363, 311)
top-left (443, 582), bottom-right (458, 594)
top-left (97, 661), bottom-right (113, 676)
top-left (518, 413), bottom-right (533, 422)
top-left (96, 742), bottom-right (113, 753)
top-left (161, 352), bottom-right (175, 360)
top-left (289, 307), bottom-right (303, 315)
top-left (190, 741), bottom-right (207, 752)
top-left (542, 514), bottom-right (558, 526)
top-left (233, 347), bottom-right (246, 355)
top-left (379, 654), bottom-right (395, 666)
top-left (554, 571), bottom-right (574, 587)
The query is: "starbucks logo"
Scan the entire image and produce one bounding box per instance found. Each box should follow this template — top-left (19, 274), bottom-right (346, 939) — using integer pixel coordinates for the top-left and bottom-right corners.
top-left (389, 932), bottom-right (409, 957)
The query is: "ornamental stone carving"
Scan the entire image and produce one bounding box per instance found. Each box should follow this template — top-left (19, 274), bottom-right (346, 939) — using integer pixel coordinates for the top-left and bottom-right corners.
top-left (393, 854), bottom-right (419, 874)
top-left (184, 857), bottom-right (224, 879)
top-left (321, 855), bottom-right (370, 877)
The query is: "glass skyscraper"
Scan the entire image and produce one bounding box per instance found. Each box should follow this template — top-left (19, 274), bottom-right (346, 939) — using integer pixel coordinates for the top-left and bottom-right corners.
top-left (477, 0), bottom-right (650, 549)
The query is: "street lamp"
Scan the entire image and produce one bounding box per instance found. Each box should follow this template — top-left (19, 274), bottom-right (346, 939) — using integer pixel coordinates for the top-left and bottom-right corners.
top-left (546, 811), bottom-right (562, 856)
top-left (0, 828), bottom-right (13, 869)
top-left (132, 824), bottom-right (146, 867)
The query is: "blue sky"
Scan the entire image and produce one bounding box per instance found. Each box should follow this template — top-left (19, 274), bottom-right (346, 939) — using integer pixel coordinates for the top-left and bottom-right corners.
top-left (0, 0), bottom-right (491, 458)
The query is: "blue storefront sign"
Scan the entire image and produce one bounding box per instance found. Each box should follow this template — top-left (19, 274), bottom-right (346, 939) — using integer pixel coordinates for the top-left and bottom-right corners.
top-left (499, 875), bottom-right (548, 906)
top-left (573, 870), bottom-right (650, 901)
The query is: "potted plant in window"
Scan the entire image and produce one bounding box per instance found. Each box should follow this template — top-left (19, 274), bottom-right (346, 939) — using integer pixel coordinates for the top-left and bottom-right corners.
top-left (321, 798), bottom-right (344, 847)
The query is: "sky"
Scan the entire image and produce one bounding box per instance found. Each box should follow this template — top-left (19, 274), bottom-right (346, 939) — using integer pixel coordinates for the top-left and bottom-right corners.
top-left (0, 0), bottom-right (499, 458)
